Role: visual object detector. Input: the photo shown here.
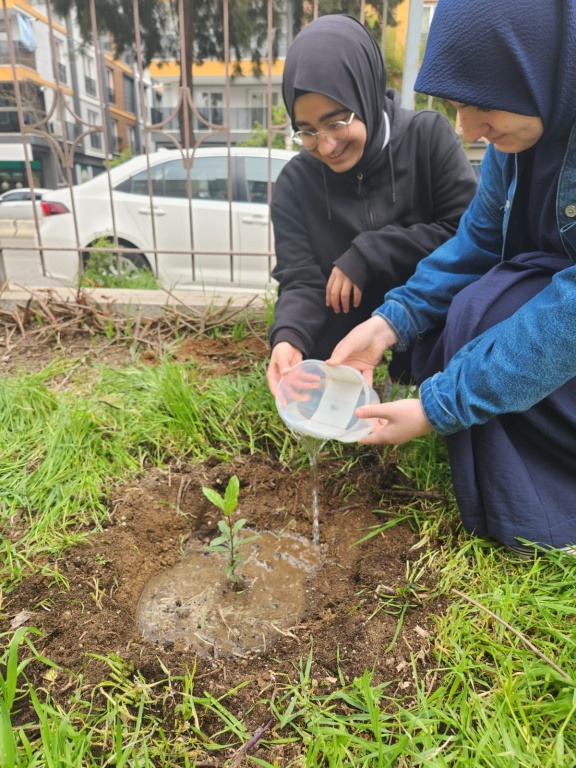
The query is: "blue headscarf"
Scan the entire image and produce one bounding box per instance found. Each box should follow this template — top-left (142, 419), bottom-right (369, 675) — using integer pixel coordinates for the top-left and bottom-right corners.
top-left (414, 0), bottom-right (576, 142)
top-left (282, 15), bottom-right (388, 168)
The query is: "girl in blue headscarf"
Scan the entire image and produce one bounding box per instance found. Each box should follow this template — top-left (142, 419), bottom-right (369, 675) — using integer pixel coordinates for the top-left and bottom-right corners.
top-left (329, 0), bottom-right (576, 554)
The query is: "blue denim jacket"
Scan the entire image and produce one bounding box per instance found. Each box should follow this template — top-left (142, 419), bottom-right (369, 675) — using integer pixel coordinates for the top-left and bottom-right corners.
top-left (375, 127), bottom-right (576, 435)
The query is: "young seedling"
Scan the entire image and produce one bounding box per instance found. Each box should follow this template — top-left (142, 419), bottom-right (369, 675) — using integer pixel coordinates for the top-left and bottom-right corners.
top-left (202, 475), bottom-right (258, 589)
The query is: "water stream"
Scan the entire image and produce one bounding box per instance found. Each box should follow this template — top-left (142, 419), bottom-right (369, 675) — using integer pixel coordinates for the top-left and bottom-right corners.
top-left (294, 432), bottom-right (326, 545)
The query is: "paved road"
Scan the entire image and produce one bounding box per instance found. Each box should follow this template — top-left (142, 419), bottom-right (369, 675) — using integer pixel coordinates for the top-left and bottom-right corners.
top-left (0, 240), bottom-right (73, 288)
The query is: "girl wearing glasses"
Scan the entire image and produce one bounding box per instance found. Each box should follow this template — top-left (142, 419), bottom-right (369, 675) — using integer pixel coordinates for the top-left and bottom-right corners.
top-left (329, 0), bottom-right (576, 555)
top-left (266, 14), bottom-right (477, 396)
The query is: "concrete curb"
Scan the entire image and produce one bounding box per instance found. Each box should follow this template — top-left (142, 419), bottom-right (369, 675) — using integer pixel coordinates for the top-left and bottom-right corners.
top-left (0, 285), bottom-right (273, 316)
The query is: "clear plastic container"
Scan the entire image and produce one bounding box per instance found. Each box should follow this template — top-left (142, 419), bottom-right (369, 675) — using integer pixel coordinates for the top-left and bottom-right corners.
top-left (276, 359), bottom-right (379, 442)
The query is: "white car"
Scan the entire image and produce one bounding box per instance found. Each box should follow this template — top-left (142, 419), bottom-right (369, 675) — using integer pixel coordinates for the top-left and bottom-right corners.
top-left (39, 147), bottom-right (296, 290)
top-left (0, 187), bottom-right (51, 203)
top-left (0, 187), bottom-right (52, 238)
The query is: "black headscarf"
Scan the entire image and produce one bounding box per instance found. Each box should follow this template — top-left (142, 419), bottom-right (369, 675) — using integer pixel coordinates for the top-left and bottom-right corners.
top-left (414, 0), bottom-right (576, 143)
top-left (282, 15), bottom-right (388, 169)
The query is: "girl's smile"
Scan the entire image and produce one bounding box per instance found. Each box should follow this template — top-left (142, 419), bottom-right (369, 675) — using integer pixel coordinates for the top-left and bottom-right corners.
top-left (293, 93), bottom-right (367, 173)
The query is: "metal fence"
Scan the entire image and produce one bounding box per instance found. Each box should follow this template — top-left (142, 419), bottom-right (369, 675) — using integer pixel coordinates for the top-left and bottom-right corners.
top-left (0, 0), bottom-right (365, 293)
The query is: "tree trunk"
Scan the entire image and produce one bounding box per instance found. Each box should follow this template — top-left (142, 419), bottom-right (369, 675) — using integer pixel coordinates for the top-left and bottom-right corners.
top-left (179, 0), bottom-right (195, 148)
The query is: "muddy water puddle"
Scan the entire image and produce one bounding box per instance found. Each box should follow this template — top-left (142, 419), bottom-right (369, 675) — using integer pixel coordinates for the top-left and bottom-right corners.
top-left (136, 530), bottom-right (321, 657)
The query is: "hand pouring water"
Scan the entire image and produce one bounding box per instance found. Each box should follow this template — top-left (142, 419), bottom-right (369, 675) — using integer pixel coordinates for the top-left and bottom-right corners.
top-left (275, 359), bottom-right (379, 443)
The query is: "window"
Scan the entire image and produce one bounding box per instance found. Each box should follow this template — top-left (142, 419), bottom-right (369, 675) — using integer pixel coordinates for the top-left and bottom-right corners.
top-left (84, 56), bottom-right (97, 96)
top-left (244, 156), bottom-right (286, 203)
top-left (189, 156), bottom-right (228, 199)
top-left (116, 156), bottom-right (229, 200)
top-left (163, 159), bottom-right (188, 198)
top-left (124, 75), bottom-right (136, 114)
top-left (196, 92), bottom-right (223, 126)
top-left (106, 68), bottom-right (115, 105)
top-left (421, 4), bottom-right (436, 44)
top-left (55, 40), bottom-right (67, 83)
top-left (1, 190), bottom-right (25, 201)
top-left (88, 109), bottom-right (102, 149)
top-left (127, 125), bottom-right (136, 151)
top-left (84, 56), bottom-right (94, 79)
top-left (110, 119), bottom-right (121, 152)
top-left (249, 90), bottom-right (280, 127)
top-left (124, 163), bottom-right (165, 196)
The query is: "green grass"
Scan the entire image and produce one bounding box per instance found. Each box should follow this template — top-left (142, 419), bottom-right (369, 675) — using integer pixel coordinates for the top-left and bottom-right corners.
top-left (80, 241), bottom-right (160, 290)
top-left (0, 356), bottom-right (291, 592)
top-left (1, 326), bottom-right (575, 765)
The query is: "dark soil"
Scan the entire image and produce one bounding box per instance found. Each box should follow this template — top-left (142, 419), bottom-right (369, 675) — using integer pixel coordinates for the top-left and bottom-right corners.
top-left (0, 304), bottom-right (454, 760)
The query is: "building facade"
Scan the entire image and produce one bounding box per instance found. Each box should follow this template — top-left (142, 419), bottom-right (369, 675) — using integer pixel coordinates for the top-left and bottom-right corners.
top-left (0, 0), bottom-right (484, 192)
top-left (0, 0), bottom-right (159, 191)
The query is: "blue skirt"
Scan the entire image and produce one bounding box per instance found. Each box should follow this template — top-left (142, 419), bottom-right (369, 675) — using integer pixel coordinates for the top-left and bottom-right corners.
top-left (412, 252), bottom-right (576, 551)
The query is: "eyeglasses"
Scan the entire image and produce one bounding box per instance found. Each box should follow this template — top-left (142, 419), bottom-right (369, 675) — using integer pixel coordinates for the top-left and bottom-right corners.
top-left (292, 113), bottom-right (356, 151)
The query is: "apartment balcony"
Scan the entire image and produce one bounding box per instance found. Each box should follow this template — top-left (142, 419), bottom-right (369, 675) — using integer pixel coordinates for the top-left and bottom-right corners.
top-left (86, 132), bottom-right (122, 153)
top-left (0, 109), bottom-right (41, 132)
top-left (148, 106), bottom-right (284, 135)
top-left (0, 41), bottom-right (36, 70)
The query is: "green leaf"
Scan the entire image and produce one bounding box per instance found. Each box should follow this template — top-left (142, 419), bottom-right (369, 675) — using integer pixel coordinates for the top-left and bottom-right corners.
top-left (209, 537), bottom-right (228, 549)
top-left (217, 520), bottom-right (231, 535)
top-left (223, 475), bottom-right (240, 515)
top-left (0, 699), bottom-right (16, 768)
top-left (202, 486), bottom-right (225, 511)
top-left (232, 518), bottom-right (247, 535)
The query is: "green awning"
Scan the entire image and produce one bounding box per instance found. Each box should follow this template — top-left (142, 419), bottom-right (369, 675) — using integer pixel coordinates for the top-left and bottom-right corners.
top-left (0, 160), bottom-right (41, 169)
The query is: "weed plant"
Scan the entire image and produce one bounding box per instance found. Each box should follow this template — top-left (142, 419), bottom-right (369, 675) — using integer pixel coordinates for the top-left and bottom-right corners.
top-left (0, 326), bottom-right (575, 765)
top-left (80, 238), bottom-right (160, 290)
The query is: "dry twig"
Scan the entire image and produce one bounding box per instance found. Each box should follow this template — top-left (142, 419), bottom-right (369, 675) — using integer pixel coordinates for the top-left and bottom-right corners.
top-left (226, 719), bottom-right (274, 768)
top-left (452, 588), bottom-right (571, 680)
top-left (0, 288), bottom-right (268, 358)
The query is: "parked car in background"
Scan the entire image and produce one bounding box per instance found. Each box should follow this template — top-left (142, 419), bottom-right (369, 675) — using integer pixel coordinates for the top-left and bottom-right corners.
top-left (0, 187), bottom-right (51, 203)
top-left (0, 187), bottom-right (52, 238)
top-left (39, 147), bottom-right (297, 290)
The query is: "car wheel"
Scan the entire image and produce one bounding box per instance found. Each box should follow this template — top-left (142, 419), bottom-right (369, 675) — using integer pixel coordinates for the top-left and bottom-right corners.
top-left (80, 238), bottom-right (157, 288)
top-left (82, 239), bottom-right (152, 276)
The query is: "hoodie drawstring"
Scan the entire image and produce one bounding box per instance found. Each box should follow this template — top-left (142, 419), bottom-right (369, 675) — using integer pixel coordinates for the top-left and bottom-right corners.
top-left (321, 165), bottom-right (332, 220)
top-left (356, 147), bottom-right (396, 205)
top-left (388, 143), bottom-right (396, 204)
